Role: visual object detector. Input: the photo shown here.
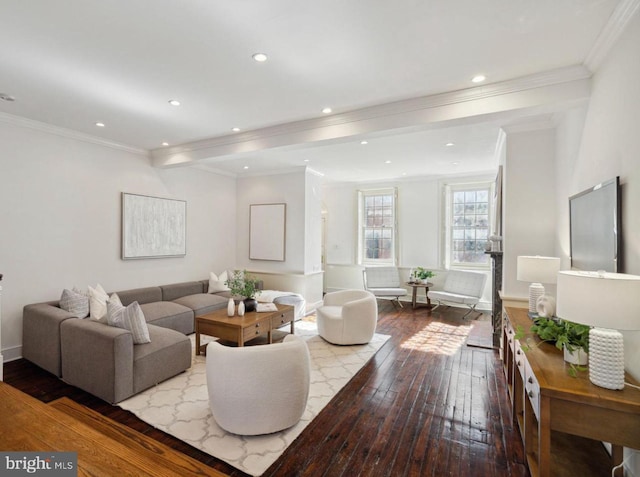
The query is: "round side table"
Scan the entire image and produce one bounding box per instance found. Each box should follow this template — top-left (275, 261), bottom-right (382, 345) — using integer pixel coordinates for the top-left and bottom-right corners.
top-left (406, 282), bottom-right (433, 309)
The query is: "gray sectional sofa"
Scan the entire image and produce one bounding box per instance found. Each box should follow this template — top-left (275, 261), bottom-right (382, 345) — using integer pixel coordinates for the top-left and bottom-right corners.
top-left (22, 279), bottom-right (230, 403)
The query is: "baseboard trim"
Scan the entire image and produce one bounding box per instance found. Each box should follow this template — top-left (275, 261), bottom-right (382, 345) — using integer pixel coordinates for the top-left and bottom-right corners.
top-left (2, 345), bottom-right (22, 363)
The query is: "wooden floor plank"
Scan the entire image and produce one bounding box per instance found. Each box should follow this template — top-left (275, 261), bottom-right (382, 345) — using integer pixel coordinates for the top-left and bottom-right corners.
top-left (4, 302), bottom-right (527, 477)
top-left (49, 397), bottom-right (224, 477)
top-left (0, 383), bottom-right (226, 477)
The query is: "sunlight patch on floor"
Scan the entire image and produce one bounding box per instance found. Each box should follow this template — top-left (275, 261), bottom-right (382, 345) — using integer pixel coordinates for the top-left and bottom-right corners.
top-left (401, 320), bottom-right (472, 355)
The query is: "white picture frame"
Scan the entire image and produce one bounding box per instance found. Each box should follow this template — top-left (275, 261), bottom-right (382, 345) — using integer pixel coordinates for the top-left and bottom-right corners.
top-left (122, 192), bottom-right (187, 259)
top-left (249, 203), bottom-right (286, 261)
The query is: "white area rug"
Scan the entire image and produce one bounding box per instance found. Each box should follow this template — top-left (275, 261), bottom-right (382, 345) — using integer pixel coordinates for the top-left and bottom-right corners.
top-left (119, 321), bottom-right (391, 476)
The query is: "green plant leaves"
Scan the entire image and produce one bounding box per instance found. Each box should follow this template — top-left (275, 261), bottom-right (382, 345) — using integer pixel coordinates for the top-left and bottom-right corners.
top-left (415, 267), bottom-right (435, 279)
top-left (225, 270), bottom-right (260, 299)
top-left (530, 317), bottom-right (589, 353)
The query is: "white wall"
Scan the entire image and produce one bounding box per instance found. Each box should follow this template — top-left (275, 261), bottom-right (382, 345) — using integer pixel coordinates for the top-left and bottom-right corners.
top-left (236, 170), bottom-right (306, 273)
top-left (554, 105), bottom-right (589, 268)
top-left (323, 176), bottom-right (493, 307)
top-left (235, 168), bottom-right (324, 308)
top-left (0, 120), bottom-right (237, 360)
top-left (323, 184), bottom-right (357, 265)
top-left (502, 125), bottom-right (558, 299)
top-left (324, 178), bottom-right (441, 270)
top-left (555, 14), bottom-right (640, 474)
top-left (305, 171), bottom-right (323, 274)
top-left (564, 12), bottom-right (640, 381)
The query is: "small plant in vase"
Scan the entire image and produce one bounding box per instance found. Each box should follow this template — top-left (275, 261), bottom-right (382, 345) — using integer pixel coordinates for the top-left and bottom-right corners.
top-left (413, 267), bottom-right (435, 284)
top-left (225, 270), bottom-right (261, 312)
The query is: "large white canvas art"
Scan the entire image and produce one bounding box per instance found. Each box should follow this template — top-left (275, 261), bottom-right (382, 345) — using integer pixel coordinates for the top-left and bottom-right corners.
top-left (122, 193), bottom-right (186, 259)
top-left (249, 203), bottom-right (286, 261)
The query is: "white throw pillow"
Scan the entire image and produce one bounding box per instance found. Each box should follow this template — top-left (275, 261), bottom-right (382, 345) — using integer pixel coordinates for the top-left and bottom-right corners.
top-left (88, 284), bottom-right (109, 321)
top-left (59, 288), bottom-right (90, 319)
top-left (107, 299), bottom-right (151, 344)
top-left (208, 270), bottom-right (230, 293)
top-left (109, 292), bottom-right (123, 307)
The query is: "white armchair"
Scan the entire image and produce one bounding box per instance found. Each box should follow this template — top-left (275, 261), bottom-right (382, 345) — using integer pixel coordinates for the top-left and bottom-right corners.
top-left (316, 290), bottom-right (378, 345)
top-left (205, 334), bottom-right (310, 435)
top-left (427, 270), bottom-right (487, 318)
top-left (363, 266), bottom-right (408, 307)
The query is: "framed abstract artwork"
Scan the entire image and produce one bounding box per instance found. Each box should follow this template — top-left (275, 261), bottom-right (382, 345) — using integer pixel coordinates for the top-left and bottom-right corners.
top-left (122, 193), bottom-right (187, 259)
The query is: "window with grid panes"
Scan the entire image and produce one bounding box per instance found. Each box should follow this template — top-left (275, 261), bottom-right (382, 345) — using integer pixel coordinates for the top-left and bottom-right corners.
top-left (359, 189), bottom-right (396, 264)
top-left (449, 186), bottom-right (490, 267)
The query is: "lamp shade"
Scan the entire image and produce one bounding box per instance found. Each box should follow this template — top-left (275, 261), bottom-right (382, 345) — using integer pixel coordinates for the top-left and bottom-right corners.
top-left (517, 256), bottom-right (561, 284)
top-left (556, 271), bottom-right (640, 330)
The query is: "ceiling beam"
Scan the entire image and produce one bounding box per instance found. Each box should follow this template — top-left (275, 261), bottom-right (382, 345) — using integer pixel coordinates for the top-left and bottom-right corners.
top-left (151, 65), bottom-right (591, 169)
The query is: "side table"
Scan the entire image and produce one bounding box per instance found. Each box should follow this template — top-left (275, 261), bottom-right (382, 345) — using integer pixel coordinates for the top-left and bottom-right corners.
top-left (406, 282), bottom-right (433, 309)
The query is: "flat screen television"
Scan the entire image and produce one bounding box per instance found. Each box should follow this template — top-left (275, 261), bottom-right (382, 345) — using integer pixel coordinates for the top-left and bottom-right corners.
top-left (569, 176), bottom-right (622, 272)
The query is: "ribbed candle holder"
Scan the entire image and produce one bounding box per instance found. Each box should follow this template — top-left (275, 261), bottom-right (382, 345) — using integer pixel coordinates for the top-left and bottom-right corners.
top-left (588, 328), bottom-right (625, 390)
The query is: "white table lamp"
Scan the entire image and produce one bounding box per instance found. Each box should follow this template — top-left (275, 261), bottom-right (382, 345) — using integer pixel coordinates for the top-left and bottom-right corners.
top-left (517, 256), bottom-right (561, 314)
top-left (557, 270), bottom-right (640, 390)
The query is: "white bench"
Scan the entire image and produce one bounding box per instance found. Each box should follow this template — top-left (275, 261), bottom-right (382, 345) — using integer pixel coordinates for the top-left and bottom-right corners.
top-left (363, 266), bottom-right (408, 307)
top-left (427, 270), bottom-right (487, 318)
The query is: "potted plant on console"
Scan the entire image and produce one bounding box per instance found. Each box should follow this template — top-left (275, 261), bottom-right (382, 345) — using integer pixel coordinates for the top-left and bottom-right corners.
top-left (530, 316), bottom-right (590, 370)
top-left (226, 270), bottom-right (261, 312)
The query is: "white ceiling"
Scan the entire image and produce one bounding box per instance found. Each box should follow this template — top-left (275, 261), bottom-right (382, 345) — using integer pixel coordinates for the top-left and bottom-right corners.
top-left (0, 0), bottom-right (626, 182)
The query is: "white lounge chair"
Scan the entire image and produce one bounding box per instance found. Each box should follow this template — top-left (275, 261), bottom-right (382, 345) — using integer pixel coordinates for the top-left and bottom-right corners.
top-left (427, 270), bottom-right (487, 319)
top-left (362, 266), bottom-right (408, 307)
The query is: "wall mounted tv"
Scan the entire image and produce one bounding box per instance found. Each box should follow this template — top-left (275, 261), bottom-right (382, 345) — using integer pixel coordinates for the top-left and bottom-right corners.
top-left (569, 176), bottom-right (622, 272)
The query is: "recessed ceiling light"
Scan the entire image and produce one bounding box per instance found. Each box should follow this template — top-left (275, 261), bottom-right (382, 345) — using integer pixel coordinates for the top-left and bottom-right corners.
top-left (471, 75), bottom-right (486, 83)
top-left (243, 165), bottom-right (249, 170)
top-left (231, 127), bottom-right (241, 132)
top-left (452, 161), bottom-right (460, 165)
top-left (252, 53), bottom-right (268, 62)
top-left (168, 99), bottom-right (181, 106)
top-left (322, 107), bottom-right (332, 114)
top-left (0, 93), bottom-right (15, 102)
top-left (402, 172), bottom-right (407, 176)
top-left (385, 160), bottom-right (392, 164)
top-left (446, 142), bottom-right (455, 147)
top-left (162, 142), bottom-right (169, 146)
top-left (304, 159), bottom-right (310, 162)
top-left (95, 122), bottom-right (105, 127)
top-left (360, 140), bottom-right (368, 145)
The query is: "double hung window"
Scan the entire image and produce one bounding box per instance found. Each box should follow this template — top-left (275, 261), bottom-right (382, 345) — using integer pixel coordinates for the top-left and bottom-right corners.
top-left (358, 188), bottom-right (397, 265)
top-left (444, 183), bottom-right (491, 269)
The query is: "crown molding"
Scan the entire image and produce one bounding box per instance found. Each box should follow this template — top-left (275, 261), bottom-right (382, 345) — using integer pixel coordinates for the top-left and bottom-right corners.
top-left (0, 111), bottom-right (148, 156)
top-left (500, 114), bottom-right (557, 134)
top-left (584, 0), bottom-right (640, 72)
top-left (152, 65), bottom-right (591, 165)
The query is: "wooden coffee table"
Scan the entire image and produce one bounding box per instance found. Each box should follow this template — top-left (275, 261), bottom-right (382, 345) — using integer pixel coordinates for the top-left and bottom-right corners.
top-left (195, 304), bottom-right (295, 354)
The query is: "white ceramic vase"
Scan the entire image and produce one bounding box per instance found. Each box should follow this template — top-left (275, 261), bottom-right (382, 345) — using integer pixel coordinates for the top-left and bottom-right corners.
top-left (563, 346), bottom-right (588, 365)
top-left (227, 298), bottom-right (235, 317)
top-left (238, 300), bottom-right (245, 316)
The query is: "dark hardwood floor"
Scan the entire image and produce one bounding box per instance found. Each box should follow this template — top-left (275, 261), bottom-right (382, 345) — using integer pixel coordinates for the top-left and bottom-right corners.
top-left (4, 302), bottom-right (528, 477)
